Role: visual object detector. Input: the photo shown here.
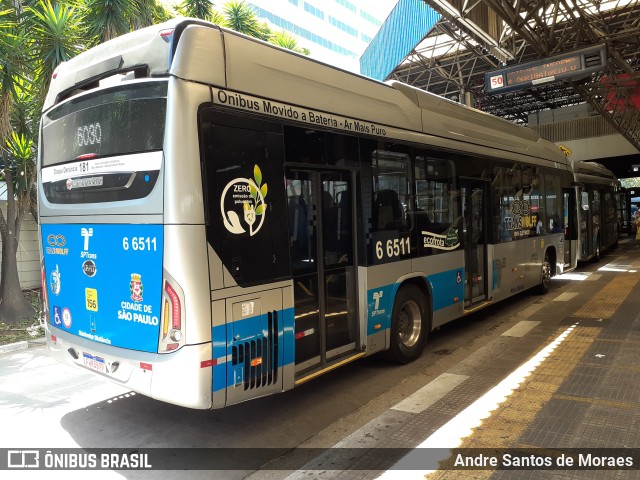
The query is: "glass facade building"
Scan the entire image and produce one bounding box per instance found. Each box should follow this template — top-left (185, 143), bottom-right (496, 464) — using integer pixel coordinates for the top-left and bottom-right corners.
top-left (248, 0), bottom-right (396, 72)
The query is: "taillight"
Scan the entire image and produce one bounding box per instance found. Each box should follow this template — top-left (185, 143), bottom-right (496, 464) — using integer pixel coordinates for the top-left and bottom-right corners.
top-left (165, 282), bottom-right (181, 330)
top-left (159, 277), bottom-right (184, 353)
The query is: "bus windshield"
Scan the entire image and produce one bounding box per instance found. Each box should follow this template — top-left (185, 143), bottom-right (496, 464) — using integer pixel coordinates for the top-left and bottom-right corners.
top-left (41, 81), bottom-right (167, 167)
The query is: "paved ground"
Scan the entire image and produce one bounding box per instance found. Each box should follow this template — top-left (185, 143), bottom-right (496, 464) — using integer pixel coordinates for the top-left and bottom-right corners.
top-left (2, 239), bottom-right (639, 479)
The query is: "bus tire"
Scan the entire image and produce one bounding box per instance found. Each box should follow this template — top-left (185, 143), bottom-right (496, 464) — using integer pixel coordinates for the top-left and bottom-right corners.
top-left (592, 237), bottom-right (601, 263)
top-left (385, 284), bottom-right (428, 364)
top-left (536, 252), bottom-right (552, 295)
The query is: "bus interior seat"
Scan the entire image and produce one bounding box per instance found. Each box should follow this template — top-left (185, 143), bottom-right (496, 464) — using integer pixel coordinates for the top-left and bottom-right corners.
top-left (322, 191), bottom-right (338, 251)
top-left (374, 189), bottom-right (403, 230)
top-left (288, 195), bottom-right (308, 258)
top-left (337, 189), bottom-right (351, 253)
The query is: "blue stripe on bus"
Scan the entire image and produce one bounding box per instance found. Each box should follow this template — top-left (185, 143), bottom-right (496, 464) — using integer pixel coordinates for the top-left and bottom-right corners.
top-left (211, 307), bottom-right (295, 392)
top-left (212, 324), bottom-right (227, 392)
top-left (366, 269), bottom-right (464, 335)
top-left (213, 270), bottom-right (464, 392)
top-left (366, 283), bottom-right (397, 336)
top-left (426, 269), bottom-right (464, 311)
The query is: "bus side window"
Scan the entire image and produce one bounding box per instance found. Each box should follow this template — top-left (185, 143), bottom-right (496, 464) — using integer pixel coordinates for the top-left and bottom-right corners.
top-left (492, 165), bottom-right (515, 243)
top-left (414, 154), bottom-right (457, 255)
top-left (287, 192), bottom-right (308, 258)
top-left (370, 148), bottom-right (411, 232)
top-left (364, 145), bottom-right (412, 264)
top-left (545, 173), bottom-right (563, 233)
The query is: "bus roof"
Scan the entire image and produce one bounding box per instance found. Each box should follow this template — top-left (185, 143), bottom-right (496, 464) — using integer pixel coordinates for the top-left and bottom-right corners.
top-left (572, 160), bottom-right (618, 185)
top-left (45, 18), bottom-right (567, 166)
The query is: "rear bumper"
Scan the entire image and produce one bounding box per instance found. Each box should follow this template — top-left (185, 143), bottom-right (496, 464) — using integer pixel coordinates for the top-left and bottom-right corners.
top-left (46, 324), bottom-right (212, 409)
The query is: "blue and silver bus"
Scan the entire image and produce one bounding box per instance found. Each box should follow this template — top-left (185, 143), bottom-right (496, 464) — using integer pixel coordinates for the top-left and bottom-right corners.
top-left (572, 161), bottom-right (620, 262)
top-left (39, 18), bottom-right (582, 409)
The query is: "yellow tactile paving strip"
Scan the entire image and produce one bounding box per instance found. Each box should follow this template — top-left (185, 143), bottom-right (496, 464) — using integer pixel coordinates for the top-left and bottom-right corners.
top-left (573, 274), bottom-right (639, 319)
top-left (427, 274), bottom-right (640, 479)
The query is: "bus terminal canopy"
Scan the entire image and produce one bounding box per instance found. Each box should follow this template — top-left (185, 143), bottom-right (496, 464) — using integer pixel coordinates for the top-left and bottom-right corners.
top-left (361, 0), bottom-right (640, 154)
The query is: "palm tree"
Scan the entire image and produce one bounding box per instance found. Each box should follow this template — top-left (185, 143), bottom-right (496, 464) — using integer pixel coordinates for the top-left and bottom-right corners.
top-left (83, 0), bottom-right (132, 43)
top-left (211, 9), bottom-right (224, 25)
top-left (151, 0), bottom-right (173, 24)
top-left (0, 3), bottom-right (37, 324)
top-left (0, 6), bottom-right (20, 143)
top-left (0, 131), bottom-right (37, 324)
top-left (179, 0), bottom-right (213, 20)
top-left (0, 0), bottom-right (84, 324)
top-left (221, 1), bottom-right (266, 40)
top-left (27, 0), bottom-right (86, 95)
top-left (269, 29), bottom-right (309, 55)
top-left (130, 0), bottom-right (157, 29)
top-left (217, 2), bottom-right (310, 53)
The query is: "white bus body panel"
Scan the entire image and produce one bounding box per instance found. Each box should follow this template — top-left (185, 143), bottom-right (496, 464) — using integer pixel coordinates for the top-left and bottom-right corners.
top-left (163, 77), bottom-right (208, 226)
top-left (46, 325), bottom-right (212, 409)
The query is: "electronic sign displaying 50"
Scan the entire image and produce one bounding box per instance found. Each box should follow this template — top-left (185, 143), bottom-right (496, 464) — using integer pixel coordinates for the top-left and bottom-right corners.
top-left (485, 45), bottom-right (606, 94)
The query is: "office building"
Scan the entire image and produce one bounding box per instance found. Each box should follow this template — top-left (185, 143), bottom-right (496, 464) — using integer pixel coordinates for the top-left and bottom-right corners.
top-left (247, 0), bottom-right (396, 72)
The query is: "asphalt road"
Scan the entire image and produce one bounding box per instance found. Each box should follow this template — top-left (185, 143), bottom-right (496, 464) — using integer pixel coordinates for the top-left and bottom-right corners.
top-left (0, 258), bottom-right (595, 480)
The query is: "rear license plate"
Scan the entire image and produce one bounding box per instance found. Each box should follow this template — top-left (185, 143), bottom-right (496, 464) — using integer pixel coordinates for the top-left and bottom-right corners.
top-left (82, 353), bottom-right (106, 373)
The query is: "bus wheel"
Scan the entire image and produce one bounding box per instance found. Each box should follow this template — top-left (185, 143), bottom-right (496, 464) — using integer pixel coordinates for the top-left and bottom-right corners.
top-left (385, 284), bottom-right (428, 364)
top-left (593, 237), bottom-right (601, 262)
top-left (536, 253), bottom-right (552, 295)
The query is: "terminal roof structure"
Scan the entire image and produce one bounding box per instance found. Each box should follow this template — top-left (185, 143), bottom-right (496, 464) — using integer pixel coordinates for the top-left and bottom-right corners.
top-left (364, 0), bottom-right (640, 153)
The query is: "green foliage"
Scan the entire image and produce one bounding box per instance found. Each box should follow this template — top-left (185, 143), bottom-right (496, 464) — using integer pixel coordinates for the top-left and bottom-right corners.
top-left (222, 1), bottom-right (262, 38)
top-left (26, 0), bottom-right (86, 83)
top-left (209, 2), bottom-right (309, 52)
top-left (620, 177), bottom-right (640, 188)
top-left (0, 0), bottom-right (313, 320)
top-left (0, 290), bottom-right (44, 345)
top-left (269, 29), bottom-right (309, 55)
top-left (179, 0), bottom-right (212, 20)
top-left (130, 0), bottom-right (156, 29)
top-left (152, 0), bottom-right (175, 23)
top-left (0, 8), bottom-right (24, 141)
top-left (5, 131), bottom-right (35, 192)
top-left (210, 9), bottom-right (224, 25)
top-left (10, 77), bottom-right (40, 143)
top-left (83, 0), bottom-right (132, 43)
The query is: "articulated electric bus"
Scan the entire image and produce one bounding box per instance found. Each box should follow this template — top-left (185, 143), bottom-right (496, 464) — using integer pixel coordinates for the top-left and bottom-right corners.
top-left (39, 18), bottom-right (581, 409)
top-left (572, 161), bottom-right (620, 262)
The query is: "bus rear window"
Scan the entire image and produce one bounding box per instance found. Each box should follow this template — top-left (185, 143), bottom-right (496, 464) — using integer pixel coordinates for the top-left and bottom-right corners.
top-left (42, 81), bottom-right (167, 167)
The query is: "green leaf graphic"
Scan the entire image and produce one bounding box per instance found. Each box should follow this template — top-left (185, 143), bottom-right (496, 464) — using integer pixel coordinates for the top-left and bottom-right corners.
top-left (256, 204), bottom-right (265, 216)
top-left (261, 183), bottom-right (268, 199)
top-left (254, 165), bottom-right (262, 186)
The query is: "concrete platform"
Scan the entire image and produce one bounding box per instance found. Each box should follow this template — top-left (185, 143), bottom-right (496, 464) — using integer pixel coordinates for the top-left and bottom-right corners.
top-left (255, 237), bottom-right (640, 479)
top-left (4, 239), bottom-right (640, 479)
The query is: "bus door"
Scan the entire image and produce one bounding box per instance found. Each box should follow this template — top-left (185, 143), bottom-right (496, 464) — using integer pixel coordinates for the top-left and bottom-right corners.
top-left (460, 178), bottom-right (489, 308)
top-left (580, 189), bottom-right (596, 258)
top-left (285, 169), bottom-right (359, 374)
top-left (563, 189), bottom-right (576, 267)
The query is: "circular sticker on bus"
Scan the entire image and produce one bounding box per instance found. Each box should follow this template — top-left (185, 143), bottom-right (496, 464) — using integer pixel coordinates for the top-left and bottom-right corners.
top-left (220, 165), bottom-right (268, 237)
top-left (50, 265), bottom-right (61, 296)
top-left (62, 308), bottom-right (72, 328)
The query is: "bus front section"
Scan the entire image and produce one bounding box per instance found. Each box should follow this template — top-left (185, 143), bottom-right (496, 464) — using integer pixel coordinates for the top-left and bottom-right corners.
top-left (39, 76), bottom-right (212, 409)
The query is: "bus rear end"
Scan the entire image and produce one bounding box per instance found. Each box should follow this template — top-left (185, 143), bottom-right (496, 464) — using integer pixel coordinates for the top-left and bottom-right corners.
top-left (39, 28), bottom-right (213, 408)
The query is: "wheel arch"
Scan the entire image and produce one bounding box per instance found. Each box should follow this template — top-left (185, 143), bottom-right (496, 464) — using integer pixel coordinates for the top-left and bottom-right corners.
top-left (393, 274), bottom-right (433, 333)
top-left (545, 245), bottom-right (558, 277)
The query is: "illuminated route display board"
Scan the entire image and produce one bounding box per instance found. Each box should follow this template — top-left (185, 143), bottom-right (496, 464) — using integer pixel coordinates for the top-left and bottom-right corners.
top-left (485, 45), bottom-right (606, 94)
